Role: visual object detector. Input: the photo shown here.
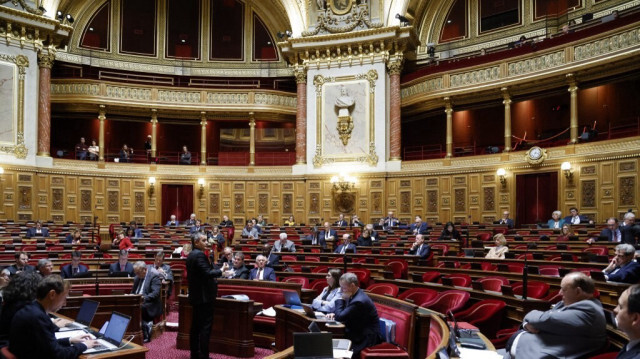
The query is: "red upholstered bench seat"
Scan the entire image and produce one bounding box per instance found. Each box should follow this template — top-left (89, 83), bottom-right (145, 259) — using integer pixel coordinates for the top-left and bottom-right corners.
top-left (361, 294), bottom-right (417, 358)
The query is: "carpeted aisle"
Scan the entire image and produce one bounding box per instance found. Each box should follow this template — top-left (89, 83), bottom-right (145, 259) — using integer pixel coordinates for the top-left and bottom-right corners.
top-left (144, 311), bottom-right (274, 359)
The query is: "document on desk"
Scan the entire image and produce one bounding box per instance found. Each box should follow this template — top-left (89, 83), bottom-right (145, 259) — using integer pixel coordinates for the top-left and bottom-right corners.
top-left (458, 347), bottom-right (502, 359)
top-left (333, 349), bottom-right (353, 358)
top-left (55, 329), bottom-right (86, 340)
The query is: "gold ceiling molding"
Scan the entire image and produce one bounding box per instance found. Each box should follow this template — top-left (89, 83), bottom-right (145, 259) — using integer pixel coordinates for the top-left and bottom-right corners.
top-left (0, 4), bottom-right (72, 50)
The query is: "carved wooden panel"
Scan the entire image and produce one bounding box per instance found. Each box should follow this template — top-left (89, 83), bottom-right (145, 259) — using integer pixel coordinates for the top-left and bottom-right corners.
top-left (333, 192), bottom-right (355, 214)
top-left (258, 183), bottom-right (268, 190)
top-left (309, 182), bottom-right (320, 189)
top-left (108, 191), bottom-right (119, 212)
top-left (372, 192), bottom-right (382, 213)
top-left (581, 180), bottom-right (596, 208)
top-left (283, 193), bottom-right (293, 214)
top-left (18, 213), bottom-right (31, 221)
top-left (309, 193), bottom-right (319, 214)
top-left (620, 162), bottom-right (636, 172)
top-left (52, 188), bottom-right (63, 211)
top-left (454, 177), bottom-right (466, 185)
top-left (483, 175), bottom-right (495, 182)
top-left (18, 186), bottom-right (31, 210)
top-left (581, 166), bottom-right (596, 175)
top-left (620, 177), bottom-right (635, 207)
top-left (80, 190), bottom-right (92, 211)
top-left (134, 180), bottom-right (145, 188)
top-left (234, 183), bottom-right (244, 190)
top-left (209, 193), bottom-right (220, 213)
top-left (18, 174), bottom-right (31, 182)
top-left (483, 187), bottom-right (495, 211)
top-left (426, 178), bottom-right (438, 186)
top-left (108, 180), bottom-right (118, 187)
top-left (258, 194), bottom-right (268, 213)
top-left (427, 190), bottom-right (438, 212)
top-left (52, 215), bottom-right (64, 222)
top-left (234, 194), bottom-right (244, 213)
top-left (80, 215), bottom-right (92, 223)
top-left (400, 191), bottom-right (411, 213)
top-left (209, 183), bottom-right (220, 190)
top-left (134, 192), bottom-right (144, 213)
top-left (371, 181), bottom-right (382, 188)
top-left (454, 188), bottom-right (466, 212)
top-left (400, 180), bottom-right (411, 187)
top-left (283, 183), bottom-right (293, 190)
top-left (51, 177), bottom-right (64, 185)
top-left (81, 179), bottom-right (93, 186)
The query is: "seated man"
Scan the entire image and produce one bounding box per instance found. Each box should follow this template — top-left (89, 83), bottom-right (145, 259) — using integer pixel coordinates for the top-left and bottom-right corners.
top-left (603, 243), bottom-right (640, 283)
top-left (408, 234), bottom-right (430, 259)
top-left (108, 249), bottom-right (134, 277)
top-left (61, 251), bottom-right (89, 279)
top-left (241, 220), bottom-right (259, 240)
top-left (207, 225), bottom-right (225, 250)
top-left (165, 214), bottom-right (179, 226)
top-left (219, 215), bottom-right (234, 227)
top-left (504, 272), bottom-right (606, 359)
top-left (148, 250), bottom-right (174, 297)
top-left (356, 229), bottom-right (373, 247)
top-left (222, 252), bottom-right (250, 279)
top-left (351, 215), bottom-right (364, 228)
top-left (249, 255), bottom-right (276, 281)
top-left (334, 214), bottom-right (348, 227)
top-left (217, 247), bottom-right (234, 267)
top-left (410, 215), bottom-right (428, 235)
top-left (498, 211), bottom-right (514, 229)
top-left (10, 275), bottom-right (97, 357)
top-left (383, 211), bottom-right (399, 229)
top-left (318, 222), bottom-right (336, 247)
top-left (26, 220), bottom-right (50, 238)
top-left (184, 213), bottom-right (197, 227)
top-left (563, 207), bottom-right (590, 225)
top-left (326, 272), bottom-right (383, 357)
top-left (614, 284), bottom-right (640, 359)
top-left (271, 232), bottom-right (296, 253)
top-left (334, 234), bottom-right (357, 254)
top-left (263, 244), bottom-right (280, 267)
top-left (190, 219), bottom-right (204, 235)
top-left (598, 217), bottom-right (621, 242)
top-left (131, 261), bottom-right (162, 342)
top-left (75, 137), bottom-right (88, 160)
top-left (621, 212), bottom-right (640, 246)
top-left (6, 251), bottom-right (35, 277)
top-left (36, 259), bottom-right (54, 277)
top-left (304, 226), bottom-right (324, 248)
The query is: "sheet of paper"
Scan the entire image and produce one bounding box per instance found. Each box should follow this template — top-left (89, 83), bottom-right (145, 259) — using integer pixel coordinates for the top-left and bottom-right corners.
top-left (333, 349), bottom-right (353, 358)
top-left (55, 329), bottom-right (85, 339)
top-left (458, 347), bottom-right (503, 359)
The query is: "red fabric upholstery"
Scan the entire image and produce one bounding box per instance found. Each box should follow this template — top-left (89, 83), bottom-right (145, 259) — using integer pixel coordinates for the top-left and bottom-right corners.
top-left (282, 276), bottom-right (309, 289)
top-left (1, 346), bottom-right (17, 359)
top-left (387, 261), bottom-right (404, 279)
top-left (477, 276), bottom-right (509, 292)
top-left (543, 289), bottom-right (563, 304)
top-left (476, 232), bottom-right (492, 241)
top-left (311, 266), bottom-right (329, 273)
top-left (430, 244), bottom-right (449, 256)
top-left (70, 283), bottom-right (133, 296)
top-left (445, 274), bottom-right (471, 287)
top-left (538, 265), bottom-right (561, 277)
top-left (348, 268), bottom-right (371, 288)
top-left (512, 281), bottom-right (549, 299)
top-left (366, 283), bottom-right (399, 297)
top-left (422, 271), bottom-right (442, 283)
top-left (309, 279), bottom-right (328, 296)
top-left (506, 263), bottom-right (524, 274)
top-left (423, 290), bottom-right (470, 314)
top-left (588, 353), bottom-right (618, 359)
top-left (490, 327), bottom-right (519, 349)
top-left (397, 288), bottom-right (438, 306)
top-left (281, 255), bottom-right (297, 261)
top-left (583, 246), bottom-right (608, 256)
top-left (369, 300), bottom-right (415, 357)
top-left (454, 299), bottom-right (506, 338)
top-left (493, 227), bottom-right (508, 235)
top-left (427, 318), bottom-right (445, 356)
top-left (360, 342), bottom-right (408, 358)
top-left (386, 260), bottom-right (408, 279)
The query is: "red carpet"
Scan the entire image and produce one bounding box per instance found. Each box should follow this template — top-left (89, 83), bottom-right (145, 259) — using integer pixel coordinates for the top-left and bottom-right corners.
top-left (145, 310), bottom-right (274, 359)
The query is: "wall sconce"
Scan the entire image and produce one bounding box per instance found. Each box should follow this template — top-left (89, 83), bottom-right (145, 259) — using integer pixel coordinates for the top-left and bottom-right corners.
top-left (0, 167), bottom-right (4, 175)
top-left (561, 162), bottom-right (573, 180)
top-left (330, 173), bottom-right (356, 192)
top-left (148, 177), bottom-right (156, 197)
top-left (198, 178), bottom-right (205, 199)
top-left (497, 168), bottom-right (506, 187)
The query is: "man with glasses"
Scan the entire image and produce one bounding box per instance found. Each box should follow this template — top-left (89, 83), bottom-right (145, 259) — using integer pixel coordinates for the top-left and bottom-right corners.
top-left (61, 251), bottom-right (88, 279)
top-left (603, 243), bottom-right (640, 283)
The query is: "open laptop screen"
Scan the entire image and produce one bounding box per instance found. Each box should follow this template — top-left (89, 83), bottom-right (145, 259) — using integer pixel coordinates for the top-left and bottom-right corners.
top-left (293, 332), bottom-right (333, 359)
top-left (103, 312), bottom-right (131, 346)
top-left (75, 299), bottom-right (99, 326)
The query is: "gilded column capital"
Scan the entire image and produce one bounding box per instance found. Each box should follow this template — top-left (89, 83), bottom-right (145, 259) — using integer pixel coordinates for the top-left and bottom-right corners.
top-left (566, 73), bottom-right (578, 91)
top-left (200, 111), bottom-right (207, 126)
top-left (150, 109), bottom-right (158, 122)
top-left (98, 105), bottom-right (106, 119)
top-left (387, 56), bottom-right (404, 76)
top-left (501, 87), bottom-right (511, 104)
top-left (294, 67), bottom-right (307, 84)
top-left (37, 51), bottom-right (55, 69)
top-left (444, 97), bottom-right (453, 114)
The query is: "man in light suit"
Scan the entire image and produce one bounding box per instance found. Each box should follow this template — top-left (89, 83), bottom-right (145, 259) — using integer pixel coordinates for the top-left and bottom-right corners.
top-left (614, 284), bottom-right (640, 359)
top-left (408, 234), bottom-right (430, 259)
top-left (25, 221), bottom-right (49, 238)
top-left (498, 211), bottom-right (514, 229)
top-left (410, 215), bottom-right (428, 235)
top-left (334, 234), bottom-right (357, 254)
top-left (271, 232), bottom-right (296, 253)
top-left (334, 214), bottom-right (348, 227)
top-left (249, 255), bottom-right (276, 281)
top-left (319, 222), bottom-right (337, 248)
top-left (165, 214), bottom-right (179, 227)
top-left (61, 251), bottom-right (89, 279)
top-left (504, 272), bottom-right (606, 359)
top-left (108, 249), bottom-right (134, 277)
top-left (131, 261), bottom-right (162, 342)
top-left (603, 244), bottom-right (640, 283)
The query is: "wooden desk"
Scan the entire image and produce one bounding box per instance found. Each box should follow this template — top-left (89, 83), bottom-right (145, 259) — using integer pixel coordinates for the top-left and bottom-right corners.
top-left (274, 305), bottom-right (345, 352)
top-left (176, 294), bottom-right (261, 357)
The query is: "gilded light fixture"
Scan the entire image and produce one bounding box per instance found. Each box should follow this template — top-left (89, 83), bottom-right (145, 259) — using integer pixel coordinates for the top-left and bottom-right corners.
top-left (497, 168), bottom-right (506, 187)
top-left (330, 173), bottom-right (356, 192)
top-left (148, 177), bottom-right (156, 197)
top-left (198, 178), bottom-right (205, 199)
top-left (561, 162), bottom-right (573, 180)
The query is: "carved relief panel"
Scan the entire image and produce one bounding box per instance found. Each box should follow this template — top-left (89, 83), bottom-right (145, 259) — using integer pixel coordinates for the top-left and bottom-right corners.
top-left (80, 190), bottom-right (92, 211)
top-left (18, 186), bottom-right (31, 210)
top-left (134, 192), bottom-right (144, 213)
top-left (619, 177), bottom-right (635, 207)
top-left (108, 191), bottom-right (119, 212)
top-left (283, 193), bottom-right (293, 214)
top-left (309, 193), bottom-right (320, 214)
top-left (210, 193), bottom-right (220, 214)
top-left (427, 190), bottom-right (438, 212)
top-left (234, 194), bottom-right (244, 213)
top-left (483, 187), bottom-right (495, 211)
top-left (258, 194), bottom-right (268, 213)
top-left (581, 180), bottom-right (596, 208)
top-left (52, 188), bottom-right (63, 211)
top-left (454, 188), bottom-right (466, 212)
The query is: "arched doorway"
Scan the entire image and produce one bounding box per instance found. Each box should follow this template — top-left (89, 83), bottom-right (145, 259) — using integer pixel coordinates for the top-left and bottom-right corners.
top-left (161, 184), bottom-right (194, 224)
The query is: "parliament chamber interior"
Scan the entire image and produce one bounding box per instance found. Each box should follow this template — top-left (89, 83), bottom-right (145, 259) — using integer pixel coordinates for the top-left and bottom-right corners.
top-left (0, 0), bottom-right (640, 358)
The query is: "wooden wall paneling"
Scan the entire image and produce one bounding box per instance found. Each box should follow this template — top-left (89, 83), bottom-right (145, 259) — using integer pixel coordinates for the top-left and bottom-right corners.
top-left (271, 181), bottom-right (280, 224)
top-left (245, 182), bottom-right (256, 219)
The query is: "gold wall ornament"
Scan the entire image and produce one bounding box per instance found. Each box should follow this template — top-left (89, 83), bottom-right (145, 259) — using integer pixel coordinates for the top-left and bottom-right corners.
top-left (335, 85), bottom-right (355, 145)
top-left (336, 114), bottom-right (353, 145)
top-left (303, 1), bottom-right (382, 36)
top-left (329, 0), bottom-right (354, 15)
top-left (0, 0), bottom-right (45, 14)
top-left (0, 54), bottom-right (28, 159)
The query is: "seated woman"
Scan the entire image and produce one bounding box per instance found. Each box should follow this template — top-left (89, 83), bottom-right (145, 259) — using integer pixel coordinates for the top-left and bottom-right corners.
top-left (284, 215), bottom-right (296, 226)
top-left (356, 229), bottom-right (373, 247)
top-left (547, 210), bottom-right (564, 229)
top-left (485, 233), bottom-right (509, 259)
top-left (311, 268), bottom-right (342, 313)
top-left (438, 222), bottom-right (462, 241)
top-left (113, 231), bottom-right (134, 251)
top-left (65, 229), bottom-right (82, 244)
top-left (557, 223), bottom-right (574, 241)
top-left (87, 139), bottom-right (99, 160)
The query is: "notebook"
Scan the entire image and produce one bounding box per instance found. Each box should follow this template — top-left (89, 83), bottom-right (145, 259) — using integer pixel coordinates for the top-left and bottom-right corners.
top-left (83, 311), bottom-right (131, 354)
top-left (63, 299), bottom-right (99, 330)
top-left (293, 332), bottom-right (333, 359)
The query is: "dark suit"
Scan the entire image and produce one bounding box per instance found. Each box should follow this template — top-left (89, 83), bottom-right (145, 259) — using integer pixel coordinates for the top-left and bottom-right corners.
top-left (208, 233), bottom-right (225, 248)
top-left (334, 220), bottom-right (348, 227)
top-left (9, 301), bottom-right (87, 358)
top-left (319, 229), bottom-right (337, 245)
top-left (249, 266), bottom-right (276, 281)
top-left (231, 265), bottom-right (250, 280)
top-left (498, 218), bottom-right (514, 228)
top-left (132, 271), bottom-right (163, 321)
top-left (6, 264), bottom-right (35, 277)
top-left (334, 243), bottom-right (357, 254)
top-left (148, 263), bottom-right (173, 298)
top-left (108, 261), bottom-right (134, 277)
top-left (165, 220), bottom-right (178, 226)
top-left (600, 227), bottom-right (622, 242)
top-left (563, 215), bottom-right (589, 225)
top-left (606, 261), bottom-right (640, 284)
top-left (190, 226), bottom-right (203, 235)
top-left (383, 217), bottom-right (399, 229)
top-left (356, 235), bottom-right (373, 247)
top-left (25, 227), bottom-right (49, 238)
top-left (409, 244), bottom-right (431, 259)
top-left (187, 248), bottom-right (223, 359)
top-left (266, 253), bottom-right (280, 267)
top-left (180, 151), bottom-right (191, 165)
top-left (621, 224), bottom-right (640, 246)
top-left (60, 264), bottom-right (89, 279)
top-left (617, 341), bottom-right (640, 359)
top-left (305, 233), bottom-right (327, 249)
top-left (410, 222), bottom-right (428, 234)
top-left (184, 219), bottom-right (197, 227)
top-left (334, 288), bottom-right (383, 357)
top-left (219, 220), bottom-right (233, 227)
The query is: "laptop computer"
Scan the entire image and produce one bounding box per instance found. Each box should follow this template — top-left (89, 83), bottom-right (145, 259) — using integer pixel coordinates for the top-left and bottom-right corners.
top-left (63, 299), bottom-right (99, 330)
top-left (283, 291), bottom-right (303, 307)
top-left (83, 311), bottom-right (131, 354)
top-left (293, 332), bottom-right (333, 359)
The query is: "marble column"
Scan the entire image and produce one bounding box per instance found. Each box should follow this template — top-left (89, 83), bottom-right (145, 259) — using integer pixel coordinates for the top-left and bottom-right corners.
top-left (294, 67), bottom-right (307, 164)
top-left (150, 109), bottom-right (158, 158)
top-left (445, 98), bottom-right (453, 158)
top-left (567, 74), bottom-right (579, 144)
top-left (388, 59), bottom-right (403, 161)
top-left (200, 112), bottom-right (207, 165)
top-left (98, 105), bottom-right (106, 161)
top-left (37, 50), bottom-right (55, 157)
top-left (249, 113), bottom-right (256, 166)
top-left (502, 87), bottom-right (512, 152)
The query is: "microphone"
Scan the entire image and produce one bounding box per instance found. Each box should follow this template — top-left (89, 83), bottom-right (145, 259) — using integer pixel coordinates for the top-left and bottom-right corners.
top-left (522, 245), bottom-right (529, 300)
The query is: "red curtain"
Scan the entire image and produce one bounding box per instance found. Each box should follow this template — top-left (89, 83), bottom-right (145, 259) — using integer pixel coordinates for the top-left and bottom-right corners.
top-left (161, 184), bottom-right (194, 224)
top-left (515, 172), bottom-right (558, 227)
